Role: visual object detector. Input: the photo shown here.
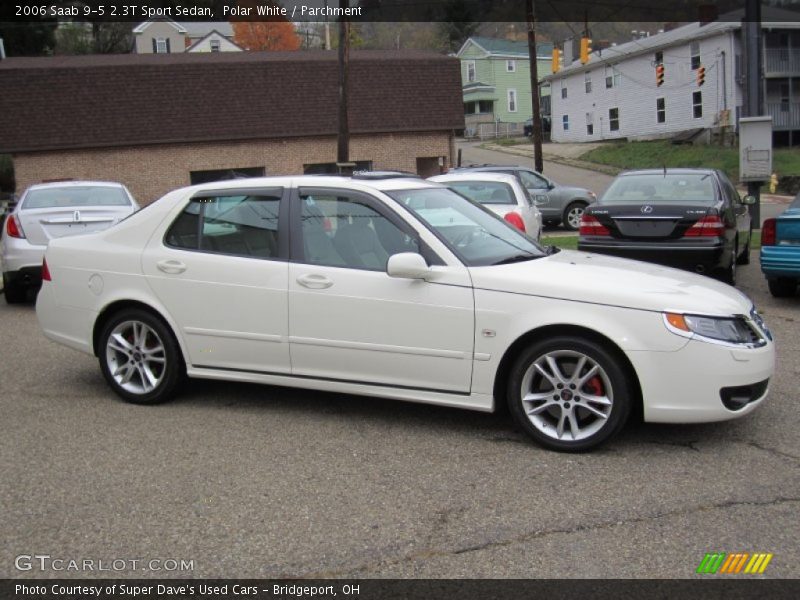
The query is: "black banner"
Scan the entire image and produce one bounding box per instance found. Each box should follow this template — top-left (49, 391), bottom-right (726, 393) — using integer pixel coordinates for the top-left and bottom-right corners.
top-left (3, 579), bottom-right (800, 600)
top-left (2, 0), bottom-right (800, 23)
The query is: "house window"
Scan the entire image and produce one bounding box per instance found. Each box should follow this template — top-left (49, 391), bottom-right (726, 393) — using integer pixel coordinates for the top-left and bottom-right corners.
top-left (210, 39), bottom-right (221, 52)
top-left (562, 114), bottom-right (569, 131)
top-left (693, 91), bottom-right (703, 118)
top-left (605, 65), bottom-right (621, 89)
top-left (655, 51), bottom-right (663, 65)
top-left (586, 112), bottom-right (594, 135)
top-left (506, 60), bottom-right (516, 72)
top-left (656, 97), bottom-right (666, 123)
top-left (585, 72), bottom-right (592, 93)
top-left (507, 89), bottom-right (517, 113)
top-left (561, 83), bottom-right (568, 99)
top-left (690, 42), bottom-right (701, 70)
top-left (466, 61), bottom-right (476, 82)
top-left (154, 38), bottom-right (168, 54)
top-left (609, 107), bottom-right (620, 131)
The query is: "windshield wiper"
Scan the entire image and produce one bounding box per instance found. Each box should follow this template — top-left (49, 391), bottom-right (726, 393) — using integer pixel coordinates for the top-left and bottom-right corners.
top-left (491, 253), bottom-right (539, 265)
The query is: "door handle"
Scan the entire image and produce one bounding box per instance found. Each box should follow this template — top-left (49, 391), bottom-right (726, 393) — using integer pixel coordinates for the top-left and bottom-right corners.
top-left (156, 259), bottom-right (187, 274)
top-left (296, 273), bottom-right (333, 289)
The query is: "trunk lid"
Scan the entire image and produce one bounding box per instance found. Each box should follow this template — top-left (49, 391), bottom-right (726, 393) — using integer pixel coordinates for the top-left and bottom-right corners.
top-left (18, 206), bottom-right (133, 246)
top-left (776, 211), bottom-right (800, 245)
top-left (591, 203), bottom-right (714, 239)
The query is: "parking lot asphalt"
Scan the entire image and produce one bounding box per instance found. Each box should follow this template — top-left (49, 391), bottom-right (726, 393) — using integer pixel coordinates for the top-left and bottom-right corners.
top-left (1, 263), bottom-right (798, 579)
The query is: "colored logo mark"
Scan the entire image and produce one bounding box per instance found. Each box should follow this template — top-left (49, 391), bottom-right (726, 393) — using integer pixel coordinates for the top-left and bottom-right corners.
top-left (696, 552), bottom-right (773, 574)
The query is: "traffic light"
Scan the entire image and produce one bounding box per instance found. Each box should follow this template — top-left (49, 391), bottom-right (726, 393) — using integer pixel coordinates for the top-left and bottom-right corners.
top-left (656, 64), bottom-right (665, 86)
top-left (580, 37), bottom-right (592, 64)
top-left (552, 48), bottom-right (562, 73)
top-left (697, 65), bottom-right (706, 86)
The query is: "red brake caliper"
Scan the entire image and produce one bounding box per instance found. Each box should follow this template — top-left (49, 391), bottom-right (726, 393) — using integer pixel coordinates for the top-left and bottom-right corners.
top-left (585, 376), bottom-right (604, 396)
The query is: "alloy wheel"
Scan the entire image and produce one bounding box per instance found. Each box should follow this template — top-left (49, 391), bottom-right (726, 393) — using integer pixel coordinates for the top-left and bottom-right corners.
top-left (105, 320), bottom-right (167, 395)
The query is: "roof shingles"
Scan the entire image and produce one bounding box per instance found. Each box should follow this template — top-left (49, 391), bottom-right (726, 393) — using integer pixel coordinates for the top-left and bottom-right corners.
top-left (0, 51), bottom-right (464, 153)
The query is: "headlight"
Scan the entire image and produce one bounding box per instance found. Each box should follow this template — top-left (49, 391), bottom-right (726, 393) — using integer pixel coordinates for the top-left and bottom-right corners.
top-left (664, 312), bottom-right (767, 347)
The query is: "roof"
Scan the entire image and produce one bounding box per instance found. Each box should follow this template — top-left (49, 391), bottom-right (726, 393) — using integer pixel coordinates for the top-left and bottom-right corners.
top-left (180, 21), bottom-right (235, 38)
top-left (0, 51), bottom-right (465, 154)
top-left (185, 30), bottom-right (243, 52)
top-left (429, 172), bottom-right (521, 184)
top-left (459, 37), bottom-right (554, 59)
top-left (132, 19), bottom-right (187, 35)
top-left (544, 6), bottom-right (800, 80)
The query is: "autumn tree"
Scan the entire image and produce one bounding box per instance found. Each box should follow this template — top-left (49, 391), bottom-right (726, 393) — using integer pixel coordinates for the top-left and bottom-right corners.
top-left (229, 1), bottom-right (301, 51)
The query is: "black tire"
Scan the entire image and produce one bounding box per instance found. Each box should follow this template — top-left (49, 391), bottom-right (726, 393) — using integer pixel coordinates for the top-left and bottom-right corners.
top-left (737, 229), bottom-right (751, 265)
top-left (506, 336), bottom-right (633, 452)
top-left (562, 201), bottom-right (588, 232)
top-left (768, 277), bottom-right (798, 298)
top-left (98, 308), bottom-right (184, 405)
top-left (2, 274), bottom-right (27, 304)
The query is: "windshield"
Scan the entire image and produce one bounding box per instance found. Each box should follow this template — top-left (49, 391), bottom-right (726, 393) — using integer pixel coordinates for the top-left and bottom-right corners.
top-left (386, 187), bottom-right (545, 267)
top-left (23, 186), bottom-right (131, 209)
top-left (444, 181), bottom-right (516, 205)
top-left (601, 173), bottom-right (716, 205)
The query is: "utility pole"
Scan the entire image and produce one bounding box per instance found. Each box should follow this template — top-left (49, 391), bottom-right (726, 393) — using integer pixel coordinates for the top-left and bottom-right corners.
top-left (337, 1), bottom-right (352, 175)
top-left (526, 0), bottom-right (544, 173)
top-left (744, 0), bottom-right (763, 226)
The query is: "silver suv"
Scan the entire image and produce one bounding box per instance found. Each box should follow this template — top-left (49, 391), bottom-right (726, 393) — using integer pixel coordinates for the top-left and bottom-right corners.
top-left (450, 165), bottom-right (596, 231)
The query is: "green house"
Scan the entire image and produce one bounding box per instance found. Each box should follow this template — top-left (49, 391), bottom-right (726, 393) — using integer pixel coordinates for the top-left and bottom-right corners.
top-left (456, 36), bottom-right (553, 135)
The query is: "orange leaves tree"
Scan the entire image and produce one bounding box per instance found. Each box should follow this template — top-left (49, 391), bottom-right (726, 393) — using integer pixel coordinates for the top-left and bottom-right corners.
top-left (230, 1), bottom-right (301, 51)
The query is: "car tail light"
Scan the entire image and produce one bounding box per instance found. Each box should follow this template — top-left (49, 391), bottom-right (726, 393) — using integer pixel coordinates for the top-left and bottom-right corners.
top-left (579, 215), bottom-right (610, 236)
top-left (6, 214), bottom-right (24, 239)
top-left (684, 215), bottom-right (725, 237)
top-left (42, 257), bottom-right (51, 282)
top-left (504, 211), bottom-right (526, 232)
top-left (761, 218), bottom-right (777, 246)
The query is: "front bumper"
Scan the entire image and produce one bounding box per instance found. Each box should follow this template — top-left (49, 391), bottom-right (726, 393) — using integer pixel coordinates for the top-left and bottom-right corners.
top-left (629, 336), bottom-right (774, 423)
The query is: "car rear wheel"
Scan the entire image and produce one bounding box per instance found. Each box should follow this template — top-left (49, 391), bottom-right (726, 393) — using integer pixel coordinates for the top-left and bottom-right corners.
top-left (507, 336), bottom-right (632, 452)
top-left (768, 277), bottom-right (798, 298)
top-left (563, 201), bottom-right (587, 231)
top-left (2, 274), bottom-right (27, 304)
top-left (98, 309), bottom-right (184, 404)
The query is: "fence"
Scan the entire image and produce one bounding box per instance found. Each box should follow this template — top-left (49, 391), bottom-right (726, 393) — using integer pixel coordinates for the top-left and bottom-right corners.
top-left (464, 121), bottom-right (527, 140)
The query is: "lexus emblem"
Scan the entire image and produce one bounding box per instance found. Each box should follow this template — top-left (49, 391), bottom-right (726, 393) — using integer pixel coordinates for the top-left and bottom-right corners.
top-left (73, 210), bottom-right (81, 222)
top-left (641, 205), bottom-right (654, 214)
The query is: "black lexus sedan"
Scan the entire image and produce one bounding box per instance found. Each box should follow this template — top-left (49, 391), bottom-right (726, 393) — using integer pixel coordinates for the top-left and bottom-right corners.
top-left (577, 169), bottom-right (754, 285)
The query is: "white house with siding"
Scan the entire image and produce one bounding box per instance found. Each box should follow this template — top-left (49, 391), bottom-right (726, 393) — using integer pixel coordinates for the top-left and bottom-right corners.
top-left (543, 9), bottom-right (800, 146)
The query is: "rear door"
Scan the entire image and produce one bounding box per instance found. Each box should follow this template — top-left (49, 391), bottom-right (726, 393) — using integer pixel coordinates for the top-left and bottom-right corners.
top-left (142, 187), bottom-right (291, 374)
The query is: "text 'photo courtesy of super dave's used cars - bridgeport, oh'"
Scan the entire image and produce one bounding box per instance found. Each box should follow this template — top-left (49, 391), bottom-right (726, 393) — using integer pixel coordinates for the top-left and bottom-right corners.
top-left (35, 175), bottom-right (775, 451)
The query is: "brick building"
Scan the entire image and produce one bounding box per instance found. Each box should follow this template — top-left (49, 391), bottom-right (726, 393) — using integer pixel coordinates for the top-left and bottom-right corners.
top-left (0, 51), bottom-right (464, 204)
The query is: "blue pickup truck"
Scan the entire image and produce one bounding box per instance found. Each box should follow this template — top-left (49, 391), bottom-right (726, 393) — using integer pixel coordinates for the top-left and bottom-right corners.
top-left (761, 193), bottom-right (800, 297)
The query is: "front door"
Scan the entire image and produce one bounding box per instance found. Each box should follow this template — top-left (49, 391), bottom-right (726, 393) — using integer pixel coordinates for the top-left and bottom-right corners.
top-left (287, 187), bottom-right (475, 393)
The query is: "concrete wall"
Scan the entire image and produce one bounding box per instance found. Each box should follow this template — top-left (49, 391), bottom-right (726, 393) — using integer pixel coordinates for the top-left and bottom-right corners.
top-left (12, 132), bottom-right (454, 204)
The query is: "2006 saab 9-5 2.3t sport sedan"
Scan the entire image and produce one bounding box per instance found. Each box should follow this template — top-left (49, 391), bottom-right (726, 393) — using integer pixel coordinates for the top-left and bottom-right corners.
top-left (36, 176), bottom-right (775, 451)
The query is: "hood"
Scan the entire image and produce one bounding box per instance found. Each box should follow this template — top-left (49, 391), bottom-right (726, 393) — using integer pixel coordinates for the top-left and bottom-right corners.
top-left (469, 249), bottom-right (753, 316)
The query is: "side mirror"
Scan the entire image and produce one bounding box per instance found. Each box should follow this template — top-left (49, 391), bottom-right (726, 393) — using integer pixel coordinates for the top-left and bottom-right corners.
top-left (387, 252), bottom-right (430, 280)
top-left (547, 182), bottom-right (555, 190)
top-left (742, 195), bottom-right (756, 205)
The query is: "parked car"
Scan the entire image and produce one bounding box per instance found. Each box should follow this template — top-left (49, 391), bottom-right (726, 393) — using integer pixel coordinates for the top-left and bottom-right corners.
top-left (2, 181), bottom-right (138, 303)
top-left (578, 169), bottom-right (753, 285)
top-left (760, 192), bottom-right (800, 297)
top-left (37, 176), bottom-right (774, 452)
top-left (448, 165), bottom-right (596, 231)
top-left (428, 172), bottom-right (542, 241)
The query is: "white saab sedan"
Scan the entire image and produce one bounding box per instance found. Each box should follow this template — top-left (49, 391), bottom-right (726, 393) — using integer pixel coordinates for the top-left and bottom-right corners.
top-left (36, 176), bottom-right (775, 451)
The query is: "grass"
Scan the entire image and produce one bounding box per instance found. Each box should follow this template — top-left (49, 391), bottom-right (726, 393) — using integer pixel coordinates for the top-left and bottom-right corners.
top-left (542, 230), bottom-right (762, 251)
top-left (579, 140), bottom-right (800, 190)
top-left (489, 137), bottom-right (530, 147)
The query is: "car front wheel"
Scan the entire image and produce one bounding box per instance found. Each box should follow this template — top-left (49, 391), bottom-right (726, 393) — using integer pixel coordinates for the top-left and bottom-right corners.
top-left (507, 336), bottom-right (632, 452)
top-left (98, 309), bottom-right (184, 404)
top-left (563, 201), bottom-right (587, 231)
